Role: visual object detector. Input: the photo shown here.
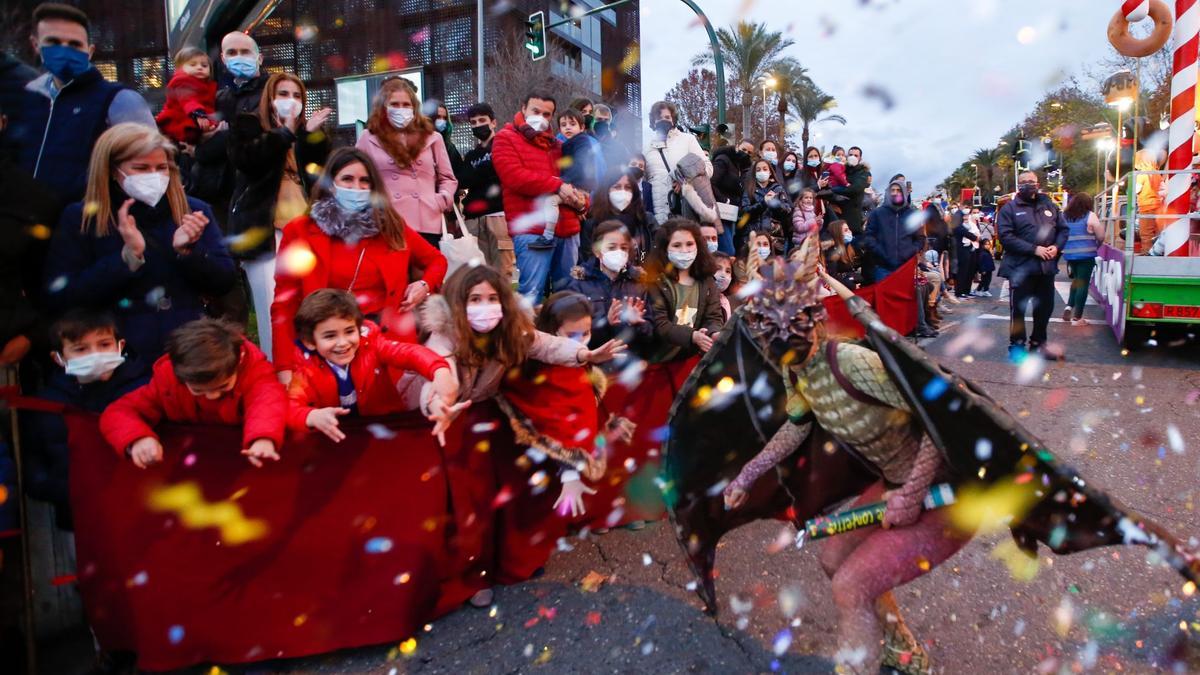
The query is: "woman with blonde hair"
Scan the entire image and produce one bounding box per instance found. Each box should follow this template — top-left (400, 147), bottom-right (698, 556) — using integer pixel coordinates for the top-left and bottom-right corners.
top-left (356, 77), bottom-right (458, 246)
top-left (43, 122), bottom-right (236, 359)
top-left (271, 147), bottom-right (448, 382)
top-left (228, 71), bottom-right (332, 359)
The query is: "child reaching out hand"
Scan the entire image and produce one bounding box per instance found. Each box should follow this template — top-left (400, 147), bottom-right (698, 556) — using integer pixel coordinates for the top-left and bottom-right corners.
top-left (285, 289), bottom-right (459, 443)
top-left (100, 318), bottom-right (286, 469)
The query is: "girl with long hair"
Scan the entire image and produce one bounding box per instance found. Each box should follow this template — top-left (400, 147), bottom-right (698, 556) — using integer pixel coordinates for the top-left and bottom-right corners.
top-left (644, 218), bottom-right (725, 362)
top-left (580, 170), bottom-right (654, 264)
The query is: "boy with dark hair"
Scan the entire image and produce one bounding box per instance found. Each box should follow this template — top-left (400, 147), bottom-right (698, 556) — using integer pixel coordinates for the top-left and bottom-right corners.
top-left (100, 318), bottom-right (287, 469)
top-left (285, 289), bottom-right (458, 443)
top-left (461, 101), bottom-right (515, 281)
top-left (24, 309), bottom-right (149, 527)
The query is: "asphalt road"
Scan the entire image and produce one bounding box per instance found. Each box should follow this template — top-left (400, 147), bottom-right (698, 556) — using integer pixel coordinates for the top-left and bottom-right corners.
top-left (56, 281), bottom-right (1200, 675)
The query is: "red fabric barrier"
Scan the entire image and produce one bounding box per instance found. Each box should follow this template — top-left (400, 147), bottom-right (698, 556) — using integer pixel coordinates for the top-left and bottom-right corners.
top-left (823, 256), bottom-right (918, 339)
top-left (67, 410), bottom-right (496, 671)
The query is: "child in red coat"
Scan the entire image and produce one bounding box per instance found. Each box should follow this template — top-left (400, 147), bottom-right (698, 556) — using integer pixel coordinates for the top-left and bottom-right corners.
top-left (285, 289), bottom-right (459, 442)
top-left (100, 318), bottom-right (286, 469)
top-left (155, 46), bottom-right (217, 147)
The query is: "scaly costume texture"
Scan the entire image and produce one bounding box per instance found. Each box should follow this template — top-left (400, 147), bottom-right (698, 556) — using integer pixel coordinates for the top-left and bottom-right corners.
top-left (661, 232), bottom-right (1200, 674)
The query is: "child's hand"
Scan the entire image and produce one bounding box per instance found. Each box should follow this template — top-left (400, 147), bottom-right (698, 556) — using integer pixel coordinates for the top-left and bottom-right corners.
top-left (431, 368), bottom-right (459, 408)
top-left (306, 407), bottom-right (349, 443)
top-left (196, 116), bottom-right (214, 132)
top-left (242, 439), bottom-right (280, 468)
top-left (621, 297), bottom-right (647, 326)
top-left (723, 486), bottom-right (748, 511)
top-left (605, 414), bottom-right (637, 445)
top-left (428, 399), bottom-right (472, 447)
top-left (128, 436), bottom-right (163, 469)
top-left (583, 338), bottom-right (626, 364)
top-left (553, 478), bottom-right (596, 518)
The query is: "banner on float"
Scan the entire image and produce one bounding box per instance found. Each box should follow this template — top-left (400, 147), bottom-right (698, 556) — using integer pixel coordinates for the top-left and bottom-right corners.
top-left (1090, 244), bottom-right (1127, 344)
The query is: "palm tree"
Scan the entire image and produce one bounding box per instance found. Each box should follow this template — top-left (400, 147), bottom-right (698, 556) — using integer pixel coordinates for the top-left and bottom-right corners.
top-left (771, 57), bottom-right (813, 144)
top-left (693, 21), bottom-right (794, 144)
top-left (970, 147), bottom-right (1002, 205)
top-left (787, 82), bottom-right (846, 151)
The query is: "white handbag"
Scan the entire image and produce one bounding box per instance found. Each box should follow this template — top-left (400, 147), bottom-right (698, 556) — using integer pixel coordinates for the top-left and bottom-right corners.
top-left (440, 204), bottom-right (485, 276)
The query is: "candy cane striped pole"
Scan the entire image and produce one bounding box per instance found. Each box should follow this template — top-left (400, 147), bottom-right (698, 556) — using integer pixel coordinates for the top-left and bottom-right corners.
top-left (1164, 0), bottom-right (1199, 256)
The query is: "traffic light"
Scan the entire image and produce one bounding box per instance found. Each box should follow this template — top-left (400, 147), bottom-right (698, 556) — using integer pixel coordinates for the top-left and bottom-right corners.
top-left (525, 11), bottom-right (546, 61)
top-left (1014, 138), bottom-right (1031, 172)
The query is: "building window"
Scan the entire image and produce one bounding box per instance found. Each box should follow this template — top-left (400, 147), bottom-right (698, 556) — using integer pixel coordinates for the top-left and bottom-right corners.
top-left (132, 57), bottom-right (168, 91)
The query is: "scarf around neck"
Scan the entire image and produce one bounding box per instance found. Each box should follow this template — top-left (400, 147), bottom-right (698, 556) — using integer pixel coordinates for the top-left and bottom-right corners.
top-left (310, 198), bottom-right (380, 245)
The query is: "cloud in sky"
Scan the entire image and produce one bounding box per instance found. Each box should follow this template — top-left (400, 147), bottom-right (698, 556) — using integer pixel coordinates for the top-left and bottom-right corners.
top-left (638, 0), bottom-right (1123, 195)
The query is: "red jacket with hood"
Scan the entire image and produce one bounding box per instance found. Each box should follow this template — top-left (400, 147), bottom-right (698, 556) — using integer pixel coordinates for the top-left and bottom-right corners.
top-left (100, 339), bottom-right (287, 455)
top-left (284, 321), bottom-right (450, 433)
top-left (155, 71), bottom-right (217, 145)
top-left (492, 112), bottom-right (583, 238)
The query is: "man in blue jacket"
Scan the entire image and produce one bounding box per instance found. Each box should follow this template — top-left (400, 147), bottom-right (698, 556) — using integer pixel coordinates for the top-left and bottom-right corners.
top-left (863, 179), bottom-right (923, 283)
top-left (996, 171), bottom-right (1069, 357)
top-left (9, 3), bottom-right (154, 205)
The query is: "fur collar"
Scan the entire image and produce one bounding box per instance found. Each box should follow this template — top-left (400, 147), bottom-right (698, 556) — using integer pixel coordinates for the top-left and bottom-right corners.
top-left (309, 198), bottom-right (380, 245)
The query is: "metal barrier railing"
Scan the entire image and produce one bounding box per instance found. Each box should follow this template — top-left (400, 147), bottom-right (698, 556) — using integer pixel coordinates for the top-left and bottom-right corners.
top-left (1093, 168), bottom-right (1200, 255)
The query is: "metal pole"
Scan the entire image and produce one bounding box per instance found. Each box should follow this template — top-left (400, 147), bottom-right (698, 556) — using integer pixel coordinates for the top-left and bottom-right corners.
top-left (679, 0), bottom-right (726, 125)
top-left (4, 367), bottom-right (37, 675)
top-left (761, 81), bottom-right (767, 141)
top-left (544, 0), bottom-right (636, 29)
top-left (476, 0), bottom-right (485, 101)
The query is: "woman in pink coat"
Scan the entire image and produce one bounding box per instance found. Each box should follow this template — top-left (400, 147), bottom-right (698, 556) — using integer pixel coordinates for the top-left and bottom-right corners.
top-left (356, 77), bottom-right (458, 246)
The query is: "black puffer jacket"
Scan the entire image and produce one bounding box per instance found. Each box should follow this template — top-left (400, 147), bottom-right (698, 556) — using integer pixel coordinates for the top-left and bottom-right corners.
top-left (189, 73), bottom-right (268, 220)
top-left (560, 257), bottom-right (653, 360)
top-left (227, 112), bottom-right (330, 259)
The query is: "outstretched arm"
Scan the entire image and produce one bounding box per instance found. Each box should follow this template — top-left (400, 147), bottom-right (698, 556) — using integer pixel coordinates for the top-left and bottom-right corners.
top-left (882, 434), bottom-right (941, 529)
top-left (724, 421), bottom-right (812, 508)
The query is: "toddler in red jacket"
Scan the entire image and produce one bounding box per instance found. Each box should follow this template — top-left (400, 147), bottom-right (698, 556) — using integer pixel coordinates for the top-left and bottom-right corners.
top-left (100, 318), bottom-right (286, 469)
top-left (155, 46), bottom-right (217, 146)
top-left (286, 289), bottom-right (460, 443)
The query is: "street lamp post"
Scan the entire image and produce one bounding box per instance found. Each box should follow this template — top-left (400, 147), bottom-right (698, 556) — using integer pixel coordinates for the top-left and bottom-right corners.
top-left (762, 76), bottom-right (776, 141)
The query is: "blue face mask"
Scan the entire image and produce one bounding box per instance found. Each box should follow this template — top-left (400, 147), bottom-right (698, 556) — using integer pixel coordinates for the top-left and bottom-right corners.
top-left (40, 45), bottom-right (91, 82)
top-left (334, 186), bottom-right (372, 212)
top-left (843, 233), bottom-right (854, 245)
top-left (224, 55), bottom-right (258, 79)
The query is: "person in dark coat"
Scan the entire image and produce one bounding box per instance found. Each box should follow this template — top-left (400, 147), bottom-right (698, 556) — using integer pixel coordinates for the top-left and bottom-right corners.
top-left (227, 72), bottom-right (331, 359)
top-left (628, 153), bottom-right (657, 227)
top-left (23, 309), bottom-right (149, 529)
top-left (952, 209), bottom-right (980, 299)
top-left (997, 170), bottom-right (1069, 356)
top-left (839, 146), bottom-right (872, 236)
top-left (745, 159), bottom-right (793, 242)
top-left (579, 171), bottom-right (654, 266)
top-left (862, 179), bottom-right (922, 283)
top-left (0, 51), bottom-right (38, 156)
top-left (9, 4), bottom-right (155, 206)
top-left (591, 104), bottom-right (631, 181)
top-left (43, 123), bottom-right (237, 361)
top-left (710, 141), bottom-right (752, 254)
top-left (561, 219), bottom-right (653, 361)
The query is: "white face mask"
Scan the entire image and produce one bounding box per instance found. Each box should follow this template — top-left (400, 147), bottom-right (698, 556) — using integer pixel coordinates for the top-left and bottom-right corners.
top-left (667, 250), bottom-right (696, 270)
top-left (755, 171), bottom-right (771, 183)
top-left (525, 114), bottom-right (549, 132)
top-left (466, 302), bottom-right (503, 333)
top-left (757, 246), bottom-right (772, 260)
top-left (847, 155), bottom-right (861, 167)
top-left (600, 249), bottom-right (628, 273)
top-left (273, 97), bottom-right (301, 120)
top-left (806, 159), bottom-right (821, 168)
top-left (608, 189), bottom-right (633, 212)
top-left (388, 107), bottom-right (414, 129)
top-left (706, 240), bottom-right (719, 253)
top-left (62, 351), bottom-right (125, 384)
top-left (714, 272), bottom-right (731, 292)
top-left (762, 150), bottom-right (778, 164)
top-left (783, 160), bottom-right (797, 173)
top-left (120, 171), bottom-right (170, 207)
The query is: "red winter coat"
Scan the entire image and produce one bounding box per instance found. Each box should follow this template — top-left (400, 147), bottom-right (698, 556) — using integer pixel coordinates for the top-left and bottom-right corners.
top-left (271, 213), bottom-right (448, 371)
top-left (492, 113), bottom-right (582, 239)
top-left (502, 363), bottom-right (600, 456)
top-left (155, 72), bottom-right (217, 145)
top-left (285, 321), bottom-right (450, 433)
top-left (100, 339), bottom-right (287, 454)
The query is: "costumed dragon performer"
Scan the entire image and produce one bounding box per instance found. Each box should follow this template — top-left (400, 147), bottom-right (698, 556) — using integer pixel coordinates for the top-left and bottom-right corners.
top-left (661, 230), bottom-right (1200, 673)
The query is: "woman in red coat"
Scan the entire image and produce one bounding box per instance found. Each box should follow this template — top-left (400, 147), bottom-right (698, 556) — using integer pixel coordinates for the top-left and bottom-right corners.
top-left (272, 147), bottom-right (448, 382)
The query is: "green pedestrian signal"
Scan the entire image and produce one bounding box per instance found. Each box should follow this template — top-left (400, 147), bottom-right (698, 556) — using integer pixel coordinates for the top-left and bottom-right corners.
top-left (525, 11), bottom-right (547, 61)
top-left (525, 11), bottom-right (546, 60)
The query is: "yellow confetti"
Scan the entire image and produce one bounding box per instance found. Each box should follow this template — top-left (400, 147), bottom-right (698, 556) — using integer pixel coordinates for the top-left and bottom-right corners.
top-left (1185, 581), bottom-right (1197, 597)
top-left (399, 637), bottom-right (417, 655)
top-left (147, 482), bottom-right (269, 546)
top-left (947, 480), bottom-right (1040, 536)
top-left (716, 377), bottom-right (734, 393)
top-left (277, 242), bottom-right (317, 276)
top-left (0, 485), bottom-right (7, 506)
top-left (293, 613), bottom-right (307, 626)
top-left (83, 201), bottom-right (100, 216)
top-left (475, 440), bottom-right (491, 453)
top-left (27, 224), bottom-right (51, 240)
top-left (990, 538), bottom-right (1039, 582)
top-left (533, 646), bottom-right (552, 665)
top-left (397, 572), bottom-right (412, 584)
top-left (916, 556), bottom-right (930, 572)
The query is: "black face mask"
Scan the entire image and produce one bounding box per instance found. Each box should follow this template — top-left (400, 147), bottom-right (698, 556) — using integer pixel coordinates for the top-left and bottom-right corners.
top-left (593, 120), bottom-right (611, 137)
top-left (1018, 183), bottom-right (1038, 201)
top-left (584, 114), bottom-right (595, 129)
top-left (734, 151), bottom-right (752, 168)
top-left (653, 119), bottom-right (673, 135)
top-left (471, 124), bottom-right (493, 141)
top-left (628, 166), bottom-right (645, 181)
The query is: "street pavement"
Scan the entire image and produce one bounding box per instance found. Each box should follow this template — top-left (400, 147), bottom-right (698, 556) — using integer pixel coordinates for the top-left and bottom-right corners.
top-left (62, 280), bottom-right (1200, 675)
